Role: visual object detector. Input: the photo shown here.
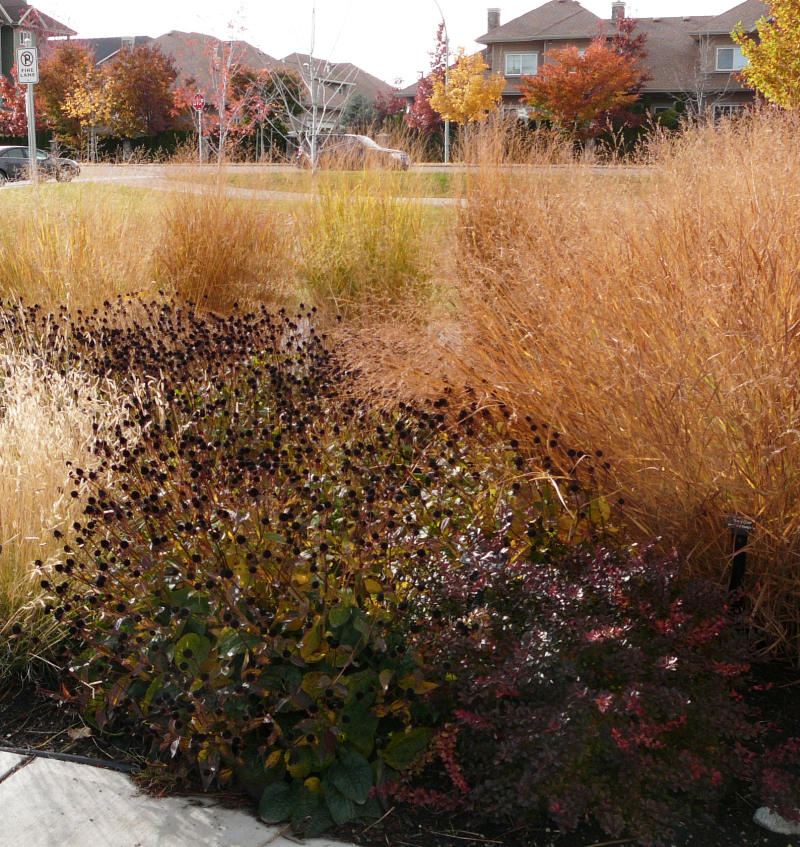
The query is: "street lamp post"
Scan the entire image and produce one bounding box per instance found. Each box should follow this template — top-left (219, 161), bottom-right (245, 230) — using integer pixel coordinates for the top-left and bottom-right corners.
top-left (432, 0), bottom-right (450, 165)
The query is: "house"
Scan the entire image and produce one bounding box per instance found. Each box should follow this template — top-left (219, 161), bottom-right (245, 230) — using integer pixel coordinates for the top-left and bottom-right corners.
top-left (477, 0), bottom-right (765, 119)
top-left (401, 0), bottom-right (765, 121)
top-left (281, 53), bottom-right (394, 131)
top-left (85, 36), bottom-right (391, 129)
top-left (0, 0), bottom-right (74, 79)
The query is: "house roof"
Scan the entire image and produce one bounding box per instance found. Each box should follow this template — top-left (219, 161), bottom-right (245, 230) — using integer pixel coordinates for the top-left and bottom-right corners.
top-left (88, 36), bottom-right (152, 65)
top-left (634, 16), bottom-right (714, 92)
top-left (0, 1), bottom-right (75, 36)
top-left (281, 53), bottom-right (393, 107)
top-left (148, 31), bottom-right (279, 91)
top-left (694, 0), bottom-right (767, 34)
top-left (477, 0), bottom-right (602, 43)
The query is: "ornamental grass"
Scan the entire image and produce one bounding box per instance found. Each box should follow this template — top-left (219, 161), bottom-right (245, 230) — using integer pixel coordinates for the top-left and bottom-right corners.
top-left (353, 107), bottom-right (800, 658)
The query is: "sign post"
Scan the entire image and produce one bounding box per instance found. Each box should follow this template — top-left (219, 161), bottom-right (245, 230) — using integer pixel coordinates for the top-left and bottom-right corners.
top-left (192, 94), bottom-right (205, 163)
top-left (17, 46), bottom-right (39, 185)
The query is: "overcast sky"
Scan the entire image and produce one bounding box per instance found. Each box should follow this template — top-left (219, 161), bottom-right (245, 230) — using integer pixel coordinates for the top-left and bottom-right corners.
top-left (41, 0), bottom-right (743, 87)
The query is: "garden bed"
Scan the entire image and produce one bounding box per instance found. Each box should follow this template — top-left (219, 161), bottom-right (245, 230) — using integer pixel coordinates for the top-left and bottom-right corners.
top-left (1, 659), bottom-right (797, 846)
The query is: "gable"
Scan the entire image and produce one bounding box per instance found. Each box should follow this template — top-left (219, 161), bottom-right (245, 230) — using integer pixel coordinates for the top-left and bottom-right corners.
top-left (478, 0), bottom-right (601, 44)
top-left (0, 2), bottom-right (75, 36)
top-left (695, 0), bottom-right (768, 34)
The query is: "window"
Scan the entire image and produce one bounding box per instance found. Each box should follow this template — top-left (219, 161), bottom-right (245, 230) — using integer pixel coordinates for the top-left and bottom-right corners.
top-left (716, 46), bottom-right (748, 72)
top-left (505, 52), bottom-right (537, 76)
top-left (713, 103), bottom-right (746, 121)
top-left (503, 105), bottom-right (531, 121)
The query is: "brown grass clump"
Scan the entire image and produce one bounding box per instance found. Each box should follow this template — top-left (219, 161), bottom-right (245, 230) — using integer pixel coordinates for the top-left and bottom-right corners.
top-left (153, 189), bottom-right (295, 313)
top-left (348, 109), bottom-right (800, 657)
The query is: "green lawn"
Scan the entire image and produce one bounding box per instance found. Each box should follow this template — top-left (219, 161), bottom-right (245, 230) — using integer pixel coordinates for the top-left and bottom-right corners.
top-left (222, 168), bottom-right (466, 198)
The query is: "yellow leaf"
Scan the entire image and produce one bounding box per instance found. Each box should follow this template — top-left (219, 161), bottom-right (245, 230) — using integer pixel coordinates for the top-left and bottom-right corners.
top-left (299, 617), bottom-right (323, 660)
top-left (264, 750), bottom-right (283, 771)
top-left (364, 578), bottom-right (383, 594)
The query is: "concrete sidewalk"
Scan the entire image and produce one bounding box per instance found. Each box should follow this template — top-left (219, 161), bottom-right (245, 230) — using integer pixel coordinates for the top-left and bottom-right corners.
top-left (0, 751), bottom-right (353, 847)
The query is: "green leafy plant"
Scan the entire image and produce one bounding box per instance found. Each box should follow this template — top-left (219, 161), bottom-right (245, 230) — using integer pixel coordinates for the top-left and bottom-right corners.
top-left (30, 298), bottom-right (563, 833)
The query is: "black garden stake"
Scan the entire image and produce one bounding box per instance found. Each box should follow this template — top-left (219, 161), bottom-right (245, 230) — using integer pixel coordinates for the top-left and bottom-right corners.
top-left (726, 515), bottom-right (755, 593)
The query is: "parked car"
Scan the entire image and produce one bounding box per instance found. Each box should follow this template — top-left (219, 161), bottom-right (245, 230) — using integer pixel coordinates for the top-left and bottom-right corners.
top-left (0, 146), bottom-right (80, 184)
top-left (295, 134), bottom-right (410, 170)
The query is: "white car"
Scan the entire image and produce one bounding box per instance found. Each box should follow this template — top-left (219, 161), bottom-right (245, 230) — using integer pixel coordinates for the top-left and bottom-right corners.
top-left (295, 134), bottom-right (411, 170)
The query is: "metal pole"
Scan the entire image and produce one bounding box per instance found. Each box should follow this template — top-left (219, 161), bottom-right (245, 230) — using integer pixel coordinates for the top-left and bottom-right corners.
top-left (199, 111), bottom-right (204, 164)
top-left (444, 33), bottom-right (450, 166)
top-left (432, 0), bottom-right (450, 165)
top-left (26, 83), bottom-right (37, 185)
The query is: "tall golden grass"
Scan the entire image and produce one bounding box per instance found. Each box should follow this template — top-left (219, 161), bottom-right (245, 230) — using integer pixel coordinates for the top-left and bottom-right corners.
top-left (295, 171), bottom-right (440, 320)
top-left (0, 187), bottom-right (159, 308)
top-left (355, 108), bottom-right (800, 656)
top-left (0, 332), bottom-right (128, 682)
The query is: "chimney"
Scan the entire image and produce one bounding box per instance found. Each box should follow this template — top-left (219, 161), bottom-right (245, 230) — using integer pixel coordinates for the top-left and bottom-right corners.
top-left (611, 1), bottom-right (625, 23)
top-left (488, 8), bottom-right (501, 31)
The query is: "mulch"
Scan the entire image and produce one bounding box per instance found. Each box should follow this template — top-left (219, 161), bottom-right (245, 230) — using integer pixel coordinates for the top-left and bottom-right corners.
top-left (1, 661), bottom-right (798, 847)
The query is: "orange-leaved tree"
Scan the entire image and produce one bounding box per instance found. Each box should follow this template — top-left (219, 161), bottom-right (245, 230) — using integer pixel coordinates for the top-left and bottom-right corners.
top-left (519, 38), bottom-right (643, 139)
top-left (37, 41), bottom-right (100, 149)
top-left (102, 44), bottom-right (178, 140)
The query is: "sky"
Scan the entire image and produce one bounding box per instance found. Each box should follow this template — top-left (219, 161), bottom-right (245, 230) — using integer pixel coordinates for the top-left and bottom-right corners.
top-left (41, 0), bottom-right (740, 87)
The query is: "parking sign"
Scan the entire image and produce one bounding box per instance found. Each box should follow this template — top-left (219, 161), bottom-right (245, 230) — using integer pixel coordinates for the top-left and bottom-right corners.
top-left (17, 47), bottom-right (39, 84)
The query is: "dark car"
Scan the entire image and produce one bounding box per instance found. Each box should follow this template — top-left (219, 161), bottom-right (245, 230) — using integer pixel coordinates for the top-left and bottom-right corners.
top-left (295, 134), bottom-right (410, 170)
top-left (0, 146), bottom-right (80, 184)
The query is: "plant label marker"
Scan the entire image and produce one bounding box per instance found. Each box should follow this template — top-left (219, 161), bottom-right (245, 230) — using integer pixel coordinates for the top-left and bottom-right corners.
top-left (726, 515), bottom-right (754, 593)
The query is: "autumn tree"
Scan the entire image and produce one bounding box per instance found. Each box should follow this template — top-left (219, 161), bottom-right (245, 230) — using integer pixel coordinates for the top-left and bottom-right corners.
top-left (519, 39), bottom-right (642, 139)
top-left (172, 33), bottom-right (251, 164)
top-left (228, 67), bottom-right (290, 159)
top-left (37, 42), bottom-right (99, 149)
top-left (606, 16), bottom-right (650, 127)
top-left (375, 89), bottom-right (406, 127)
top-left (0, 66), bottom-right (31, 137)
top-left (103, 44), bottom-right (178, 139)
top-left (733, 0), bottom-right (800, 108)
top-left (405, 23), bottom-right (446, 132)
top-left (429, 48), bottom-right (505, 125)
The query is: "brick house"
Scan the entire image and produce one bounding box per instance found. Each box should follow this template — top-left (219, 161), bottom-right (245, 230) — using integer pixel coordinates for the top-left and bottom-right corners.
top-left (401, 0), bottom-right (765, 121)
top-left (0, 1), bottom-right (74, 80)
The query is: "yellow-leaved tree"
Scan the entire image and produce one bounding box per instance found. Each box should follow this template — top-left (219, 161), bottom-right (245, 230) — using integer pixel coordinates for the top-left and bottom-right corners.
top-left (429, 49), bottom-right (505, 125)
top-left (62, 61), bottom-right (109, 159)
top-left (732, 0), bottom-right (800, 108)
